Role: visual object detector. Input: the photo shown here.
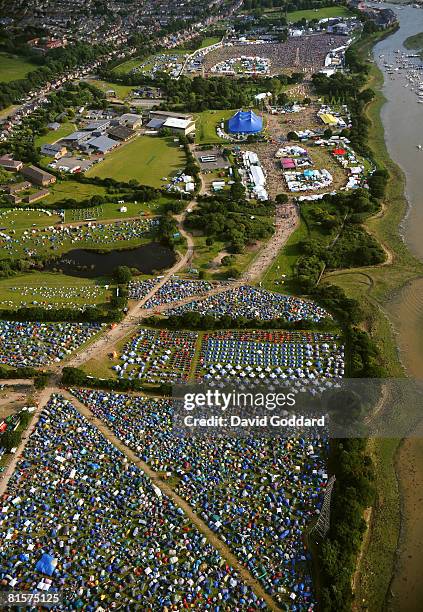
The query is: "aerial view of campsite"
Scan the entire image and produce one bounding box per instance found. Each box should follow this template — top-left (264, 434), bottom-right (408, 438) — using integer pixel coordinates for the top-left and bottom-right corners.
top-left (0, 0), bottom-right (423, 609)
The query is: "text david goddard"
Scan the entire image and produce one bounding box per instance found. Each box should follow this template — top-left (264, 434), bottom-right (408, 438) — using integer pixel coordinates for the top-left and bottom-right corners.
top-left (184, 414), bottom-right (326, 428)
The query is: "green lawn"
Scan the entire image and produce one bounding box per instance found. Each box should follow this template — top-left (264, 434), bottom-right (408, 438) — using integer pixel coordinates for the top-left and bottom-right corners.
top-left (261, 6), bottom-right (351, 22)
top-left (0, 208), bottom-right (61, 231)
top-left (0, 272), bottom-right (110, 309)
top-left (404, 31), bottom-right (423, 50)
top-left (112, 58), bottom-right (144, 74)
top-left (200, 37), bottom-right (220, 49)
top-left (262, 220), bottom-right (309, 294)
top-left (43, 181), bottom-right (108, 204)
top-left (86, 135), bottom-right (186, 187)
top-left (64, 200), bottom-right (162, 222)
top-left (0, 52), bottom-right (37, 83)
top-left (35, 122), bottom-right (76, 147)
top-left (86, 79), bottom-right (136, 99)
top-left (195, 109), bottom-right (236, 144)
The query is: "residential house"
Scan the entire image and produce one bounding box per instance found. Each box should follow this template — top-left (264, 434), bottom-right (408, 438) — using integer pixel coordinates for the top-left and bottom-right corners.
top-left (21, 166), bottom-right (56, 186)
top-left (24, 189), bottom-right (50, 203)
top-left (0, 155), bottom-right (23, 172)
top-left (40, 143), bottom-right (67, 159)
top-left (4, 181), bottom-right (32, 194)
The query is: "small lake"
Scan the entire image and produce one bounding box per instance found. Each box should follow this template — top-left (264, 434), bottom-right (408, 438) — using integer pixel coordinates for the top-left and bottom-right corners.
top-left (46, 243), bottom-right (176, 277)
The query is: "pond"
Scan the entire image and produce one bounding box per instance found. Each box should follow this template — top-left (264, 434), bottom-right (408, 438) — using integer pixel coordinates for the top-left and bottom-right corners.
top-left (45, 243), bottom-right (176, 277)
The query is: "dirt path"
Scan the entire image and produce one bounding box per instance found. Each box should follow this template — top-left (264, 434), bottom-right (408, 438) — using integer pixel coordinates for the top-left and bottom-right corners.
top-left (243, 202), bottom-right (299, 283)
top-left (61, 388), bottom-right (282, 611)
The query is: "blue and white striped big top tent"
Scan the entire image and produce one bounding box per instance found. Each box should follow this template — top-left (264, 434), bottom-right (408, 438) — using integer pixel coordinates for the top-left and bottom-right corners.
top-left (228, 109), bottom-right (263, 134)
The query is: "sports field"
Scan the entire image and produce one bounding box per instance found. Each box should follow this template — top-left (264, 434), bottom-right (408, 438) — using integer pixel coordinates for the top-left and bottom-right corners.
top-left (86, 136), bottom-right (186, 187)
top-left (0, 52), bottom-right (37, 83)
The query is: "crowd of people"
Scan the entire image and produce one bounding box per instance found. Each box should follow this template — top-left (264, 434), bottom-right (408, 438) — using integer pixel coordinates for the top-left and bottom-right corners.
top-left (166, 286), bottom-right (331, 322)
top-left (197, 331), bottom-right (344, 382)
top-left (70, 389), bottom-right (327, 609)
top-left (114, 329), bottom-right (198, 383)
top-left (1, 218), bottom-right (157, 258)
top-left (0, 395), bottom-right (266, 610)
top-left (203, 35), bottom-right (346, 75)
top-left (0, 321), bottom-right (102, 367)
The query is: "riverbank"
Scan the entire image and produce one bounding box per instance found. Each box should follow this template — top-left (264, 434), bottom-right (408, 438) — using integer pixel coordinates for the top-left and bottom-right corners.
top-left (324, 24), bottom-right (423, 612)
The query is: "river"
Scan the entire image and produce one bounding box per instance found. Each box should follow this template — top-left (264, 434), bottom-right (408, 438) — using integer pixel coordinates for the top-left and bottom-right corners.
top-left (372, 4), bottom-right (423, 610)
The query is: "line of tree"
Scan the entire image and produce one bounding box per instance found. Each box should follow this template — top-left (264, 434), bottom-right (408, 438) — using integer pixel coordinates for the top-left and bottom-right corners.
top-left (147, 311), bottom-right (337, 331)
top-left (0, 305), bottom-right (123, 323)
top-left (61, 366), bottom-right (171, 396)
top-left (0, 365), bottom-right (48, 380)
top-left (0, 409), bottom-right (33, 451)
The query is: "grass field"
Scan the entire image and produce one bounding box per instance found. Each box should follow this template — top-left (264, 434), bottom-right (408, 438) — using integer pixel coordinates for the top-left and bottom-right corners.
top-left (404, 31), bottom-right (423, 50)
top-left (0, 52), bottom-right (37, 83)
top-left (86, 135), bottom-right (186, 187)
top-left (0, 105), bottom-right (18, 120)
top-left (112, 58), bottom-right (144, 74)
top-left (44, 181), bottom-right (108, 204)
top-left (113, 50), bottom-right (187, 75)
top-left (199, 37), bottom-right (220, 49)
top-left (195, 109), bottom-right (236, 144)
top-left (0, 272), bottom-right (110, 309)
top-left (262, 6), bottom-right (351, 22)
top-left (0, 208), bottom-right (61, 232)
top-left (262, 220), bottom-right (308, 294)
top-left (64, 199), bottom-right (167, 222)
top-left (86, 79), bottom-right (136, 99)
top-left (35, 122), bottom-right (76, 148)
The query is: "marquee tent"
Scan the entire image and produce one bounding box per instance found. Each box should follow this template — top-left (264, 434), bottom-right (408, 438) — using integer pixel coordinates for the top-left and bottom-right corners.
top-left (228, 110), bottom-right (263, 134)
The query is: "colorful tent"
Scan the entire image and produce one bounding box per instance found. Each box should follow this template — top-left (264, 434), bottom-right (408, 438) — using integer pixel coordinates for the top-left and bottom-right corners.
top-left (35, 553), bottom-right (57, 576)
top-left (228, 110), bottom-right (263, 134)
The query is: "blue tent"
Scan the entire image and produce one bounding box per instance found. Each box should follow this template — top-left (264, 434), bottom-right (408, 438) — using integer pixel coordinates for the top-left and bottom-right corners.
top-left (35, 553), bottom-right (57, 576)
top-left (228, 110), bottom-right (263, 134)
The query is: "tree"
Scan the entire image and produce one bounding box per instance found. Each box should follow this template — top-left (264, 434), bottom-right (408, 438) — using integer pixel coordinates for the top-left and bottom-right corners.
top-left (113, 266), bottom-right (132, 283)
top-left (275, 193), bottom-right (288, 204)
top-left (1, 430), bottom-right (21, 451)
